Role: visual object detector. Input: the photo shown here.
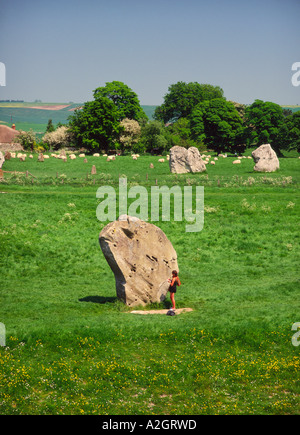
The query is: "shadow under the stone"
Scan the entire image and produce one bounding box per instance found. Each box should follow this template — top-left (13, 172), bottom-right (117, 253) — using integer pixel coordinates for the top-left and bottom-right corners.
top-left (79, 295), bottom-right (117, 304)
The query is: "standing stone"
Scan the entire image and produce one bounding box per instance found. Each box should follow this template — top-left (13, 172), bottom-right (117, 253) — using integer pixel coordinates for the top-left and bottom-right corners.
top-left (251, 144), bottom-right (279, 172)
top-left (59, 149), bottom-right (67, 159)
top-left (4, 151), bottom-right (11, 160)
top-left (0, 151), bottom-right (5, 169)
top-left (99, 215), bottom-right (178, 307)
top-left (91, 165), bottom-right (97, 174)
top-left (169, 146), bottom-right (206, 173)
top-left (38, 153), bottom-right (44, 162)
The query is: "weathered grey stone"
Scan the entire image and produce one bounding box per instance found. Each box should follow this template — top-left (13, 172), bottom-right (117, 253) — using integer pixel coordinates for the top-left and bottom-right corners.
top-left (0, 151), bottom-right (5, 169)
top-left (169, 146), bottom-right (206, 173)
top-left (252, 144), bottom-right (279, 172)
top-left (99, 215), bottom-right (178, 307)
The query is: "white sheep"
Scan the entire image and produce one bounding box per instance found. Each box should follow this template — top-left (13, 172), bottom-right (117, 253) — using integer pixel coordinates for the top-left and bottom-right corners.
top-left (233, 159), bottom-right (241, 164)
top-left (210, 161), bottom-right (215, 165)
top-left (93, 153), bottom-right (100, 157)
top-left (158, 158), bottom-right (165, 163)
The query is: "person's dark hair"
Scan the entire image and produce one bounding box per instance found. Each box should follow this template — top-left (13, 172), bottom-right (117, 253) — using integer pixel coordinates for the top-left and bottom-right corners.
top-left (172, 270), bottom-right (178, 276)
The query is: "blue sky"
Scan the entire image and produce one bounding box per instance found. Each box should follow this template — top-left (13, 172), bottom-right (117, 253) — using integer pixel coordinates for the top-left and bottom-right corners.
top-left (0, 0), bottom-right (299, 105)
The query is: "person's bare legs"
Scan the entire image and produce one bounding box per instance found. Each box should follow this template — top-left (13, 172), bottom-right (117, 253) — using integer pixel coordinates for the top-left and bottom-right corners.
top-left (170, 292), bottom-right (176, 310)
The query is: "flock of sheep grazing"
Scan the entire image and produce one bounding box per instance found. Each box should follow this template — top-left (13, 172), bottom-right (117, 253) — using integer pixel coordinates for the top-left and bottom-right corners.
top-left (8, 151), bottom-right (252, 165)
top-left (200, 153), bottom-right (252, 166)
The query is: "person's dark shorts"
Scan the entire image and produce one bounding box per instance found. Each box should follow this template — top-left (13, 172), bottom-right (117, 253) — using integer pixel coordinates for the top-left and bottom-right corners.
top-left (169, 286), bottom-right (176, 293)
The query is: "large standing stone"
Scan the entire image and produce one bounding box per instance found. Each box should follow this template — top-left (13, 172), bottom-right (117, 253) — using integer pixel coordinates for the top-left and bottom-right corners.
top-left (0, 151), bottom-right (5, 169)
top-left (169, 146), bottom-right (206, 173)
top-left (99, 215), bottom-right (178, 307)
top-left (251, 144), bottom-right (279, 172)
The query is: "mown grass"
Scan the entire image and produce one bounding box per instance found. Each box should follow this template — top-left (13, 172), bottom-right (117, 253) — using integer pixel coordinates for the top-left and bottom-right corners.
top-left (0, 152), bottom-right (299, 414)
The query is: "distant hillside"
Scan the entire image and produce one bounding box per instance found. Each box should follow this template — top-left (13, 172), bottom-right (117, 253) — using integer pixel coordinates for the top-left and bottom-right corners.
top-left (281, 105), bottom-right (300, 113)
top-left (0, 103), bottom-right (157, 132)
top-left (141, 105), bottom-right (157, 120)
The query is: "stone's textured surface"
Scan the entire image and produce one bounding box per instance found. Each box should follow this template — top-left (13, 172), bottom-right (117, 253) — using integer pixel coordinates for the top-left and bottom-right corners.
top-left (99, 215), bottom-right (178, 307)
top-left (169, 146), bottom-right (206, 174)
top-left (0, 151), bottom-right (4, 169)
top-left (252, 144), bottom-right (280, 172)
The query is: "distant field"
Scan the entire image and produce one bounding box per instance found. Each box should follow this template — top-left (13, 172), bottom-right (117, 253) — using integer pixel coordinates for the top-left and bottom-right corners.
top-left (0, 103), bottom-right (157, 134)
top-left (282, 106), bottom-right (300, 113)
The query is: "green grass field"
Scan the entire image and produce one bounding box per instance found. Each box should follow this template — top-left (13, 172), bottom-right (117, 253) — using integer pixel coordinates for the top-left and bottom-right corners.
top-left (0, 152), bottom-right (299, 415)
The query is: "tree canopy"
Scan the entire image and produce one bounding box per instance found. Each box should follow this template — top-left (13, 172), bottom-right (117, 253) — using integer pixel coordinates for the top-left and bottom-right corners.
top-left (278, 110), bottom-right (300, 153)
top-left (68, 81), bottom-right (147, 152)
top-left (190, 99), bottom-right (246, 153)
top-left (93, 81), bottom-right (147, 122)
top-left (245, 100), bottom-right (285, 154)
top-left (67, 80), bottom-right (299, 155)
top-left (154, 81), bottom-right (224, 123)
top-left (68, 98), bottom-right (121, 152)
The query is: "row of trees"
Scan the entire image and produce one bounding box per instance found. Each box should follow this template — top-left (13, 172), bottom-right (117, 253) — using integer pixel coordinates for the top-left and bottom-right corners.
top-left (31, 81), bottom-right (300, 155)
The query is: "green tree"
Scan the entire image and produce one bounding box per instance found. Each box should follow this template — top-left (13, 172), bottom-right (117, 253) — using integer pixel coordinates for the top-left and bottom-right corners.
top-left (167, 117), bottom-right (200, 149)
top-left (278, 111), bottom-right (300, 152)
top-left (68, 98), bottom-right (122, 152)
top-left (190, 99), bottom-right (246, 153)
top-left (14, 129), bottom-right (36, 151)
top-left (245, 100), bottom-right (285, 154)
top-left (46, 119), bottom-right (55, 133)
top-left (154, 81), bottom-right (224, 123)
top-left (140, 120), bottom-right (168, 153)
top-left (93, 81), bottom-right (147, 122)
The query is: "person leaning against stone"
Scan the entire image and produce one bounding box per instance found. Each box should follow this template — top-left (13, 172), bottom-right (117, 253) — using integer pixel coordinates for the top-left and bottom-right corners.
top-left (168, 270), bottom-right (181, 311)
